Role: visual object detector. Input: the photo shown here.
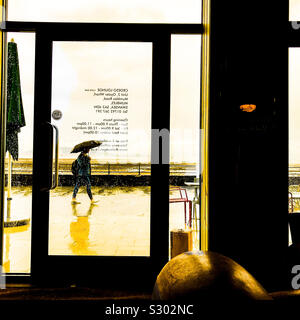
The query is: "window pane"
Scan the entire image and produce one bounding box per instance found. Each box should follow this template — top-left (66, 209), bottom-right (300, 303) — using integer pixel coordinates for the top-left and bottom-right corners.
top-left (290, 0), bottom-right (300, 20)
top-left (3, 32), bottom-right (35, 273)
top-left (8, 0), bottom-right (202, 23)
top-left (49, 41), bottom-right (152, 257)
top-left (169, 35), bottom-right (201, 259)
top-left (289, 48), bottom-right (300, 246)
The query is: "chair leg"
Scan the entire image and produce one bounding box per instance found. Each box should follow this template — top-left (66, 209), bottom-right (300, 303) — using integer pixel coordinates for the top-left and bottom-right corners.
top-left (189, 200), bottom-right (192, 228)
top-left (184, 202), bottom-right (186, 226)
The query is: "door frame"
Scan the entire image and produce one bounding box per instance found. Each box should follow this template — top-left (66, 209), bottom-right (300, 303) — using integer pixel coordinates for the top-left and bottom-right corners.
top-left (1, 22), bottom-right (203, 288)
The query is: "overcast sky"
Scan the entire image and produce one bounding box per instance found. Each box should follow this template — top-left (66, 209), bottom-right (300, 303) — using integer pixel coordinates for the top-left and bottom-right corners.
top-left (4, 1), bottom-right (201, 170)
top-left (8, 33), bottom-right (201, 164)
top-left (51, 41), bottom-right (153, 163)
top-left (290, 0), bottom-right (300, 20)
top-left (289, 49), bottom-right (300, 165)
top-left (7, 0), bottom-right (201, 23)
top-left (285, 1), bottom-right (300, 164)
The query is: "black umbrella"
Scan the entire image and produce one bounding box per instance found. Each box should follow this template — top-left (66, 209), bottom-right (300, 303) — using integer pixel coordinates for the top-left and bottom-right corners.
top-left (6, 40), bottom-right (25, 161)
top-left (71, 140), bottom-right (102, 153)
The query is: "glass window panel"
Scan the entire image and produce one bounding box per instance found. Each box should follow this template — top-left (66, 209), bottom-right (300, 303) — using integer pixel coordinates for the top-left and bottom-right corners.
top-left (3, 32), bottom-right (35, 273)
top-left (7, 0), bottom-right (202, 23)
top-left (290, 0), bottom-right (300, 21)
top-left (289, 48), bottom-right (300, 247)
top-left (169, 35), bottom-right (201, 259)
top-left (49, 41), bottom-right (152, 257)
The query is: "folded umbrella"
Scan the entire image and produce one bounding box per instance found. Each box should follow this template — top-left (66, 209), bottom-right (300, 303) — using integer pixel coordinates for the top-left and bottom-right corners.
top-left (6, 40), bottom-right (25, 161)
top-left (71, 140), bottom-right (102, 153)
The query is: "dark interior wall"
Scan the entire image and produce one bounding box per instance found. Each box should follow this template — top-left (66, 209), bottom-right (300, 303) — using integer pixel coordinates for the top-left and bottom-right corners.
top-left (208, 1), bottom-right (288, 291)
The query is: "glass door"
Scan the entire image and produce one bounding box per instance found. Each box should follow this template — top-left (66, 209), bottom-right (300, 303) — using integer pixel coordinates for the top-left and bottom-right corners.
top-left (49, 41), bottom-right (152, 258)
top-left (30, 25), bottom-right (171, 287)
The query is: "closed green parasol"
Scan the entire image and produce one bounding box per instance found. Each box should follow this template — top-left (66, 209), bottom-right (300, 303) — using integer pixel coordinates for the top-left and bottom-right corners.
top-left (6, 40), bottom-right (25, 161)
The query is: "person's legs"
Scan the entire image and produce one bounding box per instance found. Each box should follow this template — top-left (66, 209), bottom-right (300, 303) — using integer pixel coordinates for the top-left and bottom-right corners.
top-left (85, 176), bottom-right (93, 200)
top-left (85, 176), bottom-right (98, 204)
top-left (72, 177), bottom-right (81, 204)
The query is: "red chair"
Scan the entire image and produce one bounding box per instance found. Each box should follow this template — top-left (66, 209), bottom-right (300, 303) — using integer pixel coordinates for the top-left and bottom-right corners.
top-left (169, 186), bottom-right (192, 228)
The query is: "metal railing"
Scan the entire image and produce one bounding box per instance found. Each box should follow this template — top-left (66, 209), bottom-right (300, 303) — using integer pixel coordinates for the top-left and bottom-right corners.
top-left (289, 165), bottom-right (300, 177)
top-left (4, 159), bottom-right (197, 176)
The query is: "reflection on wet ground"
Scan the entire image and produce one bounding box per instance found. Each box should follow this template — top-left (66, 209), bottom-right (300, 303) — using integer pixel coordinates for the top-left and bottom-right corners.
top-left (49, 186), bottom-right (152, 257)
top-left (3, 186), bottom-right (196, 273)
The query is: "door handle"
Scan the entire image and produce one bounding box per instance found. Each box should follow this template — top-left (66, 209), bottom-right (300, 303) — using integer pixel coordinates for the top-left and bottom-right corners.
top-left (51, 123), bottom-right (59, 189)
top-left (46, 122), bottom-right (59, 190)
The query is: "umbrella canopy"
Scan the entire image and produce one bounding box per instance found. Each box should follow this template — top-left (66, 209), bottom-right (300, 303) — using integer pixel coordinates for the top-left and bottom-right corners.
top-left (71, 140), bottom-right (102, 153)
top-left (6, 41), bottom-right (25, 161)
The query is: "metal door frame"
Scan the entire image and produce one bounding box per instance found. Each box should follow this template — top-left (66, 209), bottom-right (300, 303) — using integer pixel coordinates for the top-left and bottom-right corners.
top-left (0, 22), bottom-right (203, 287)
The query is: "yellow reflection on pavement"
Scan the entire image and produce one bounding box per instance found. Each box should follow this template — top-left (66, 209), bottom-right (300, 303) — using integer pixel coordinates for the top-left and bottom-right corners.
top-left (69, 203), bottom-right (97, 255)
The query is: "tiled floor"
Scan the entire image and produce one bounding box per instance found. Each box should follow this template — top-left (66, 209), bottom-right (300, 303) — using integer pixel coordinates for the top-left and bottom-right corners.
top-left (3, 185), bottom-right (199, 273)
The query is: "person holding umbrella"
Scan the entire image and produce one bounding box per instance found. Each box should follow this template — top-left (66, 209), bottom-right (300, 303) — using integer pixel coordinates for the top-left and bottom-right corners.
top-left (71, 140), bottom-right (101, 205)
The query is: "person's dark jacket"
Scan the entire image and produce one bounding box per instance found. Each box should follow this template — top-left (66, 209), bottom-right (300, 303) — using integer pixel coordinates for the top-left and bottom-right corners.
top-left (77, 153), bottom-right (91, 177)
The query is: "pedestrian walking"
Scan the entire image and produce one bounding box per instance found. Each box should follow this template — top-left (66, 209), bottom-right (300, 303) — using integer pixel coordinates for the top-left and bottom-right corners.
top-left (70, 140), bottom-right (102, 205)
top-left (71, 148), bottom-right (98, 205)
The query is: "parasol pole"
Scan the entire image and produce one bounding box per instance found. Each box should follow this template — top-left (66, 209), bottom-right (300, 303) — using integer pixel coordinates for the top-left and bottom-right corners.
top-left (6, 38), bottom-right (14, 207)
top-left (7, 152), bottom-right (12, 221)
top-left (7, 152), bottom-right (11, 199)
top-left (6, 38), bottom-right (14, 221)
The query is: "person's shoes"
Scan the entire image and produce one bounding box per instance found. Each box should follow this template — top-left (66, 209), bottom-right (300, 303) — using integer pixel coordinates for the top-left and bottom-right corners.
top-left (71, 199), bottom-right (81, 204)
top-left (90, 199), bottom-right (99, 205)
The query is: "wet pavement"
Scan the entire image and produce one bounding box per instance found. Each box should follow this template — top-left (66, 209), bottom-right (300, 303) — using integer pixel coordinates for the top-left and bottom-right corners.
top-left (3, 185), bottom-right (198, 273)
top-left (49, 186), bottom-right (152, 257)
top-left (3, 188), bottom-right (32, 273)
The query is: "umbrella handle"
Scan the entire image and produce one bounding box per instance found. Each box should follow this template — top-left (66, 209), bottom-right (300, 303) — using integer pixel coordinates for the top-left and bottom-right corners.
top-left (47, 122), bottom-right (59, 190)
